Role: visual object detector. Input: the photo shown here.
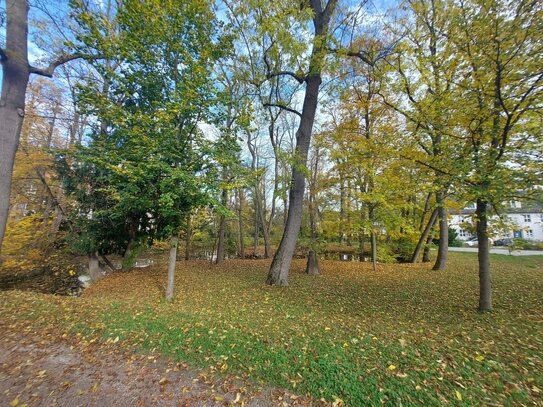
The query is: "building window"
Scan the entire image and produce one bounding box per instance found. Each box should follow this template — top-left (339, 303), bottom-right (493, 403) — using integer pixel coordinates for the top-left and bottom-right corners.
top-left (523, 214), bottom-right (531, 223)
top-left (458, 229), bottom-right (467, 238)
top-left (526, 229), bottom-right (534, 238)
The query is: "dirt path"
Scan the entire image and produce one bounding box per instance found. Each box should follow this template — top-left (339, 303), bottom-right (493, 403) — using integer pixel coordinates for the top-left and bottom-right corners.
top-left (0, 324), bottom-right (311, 407)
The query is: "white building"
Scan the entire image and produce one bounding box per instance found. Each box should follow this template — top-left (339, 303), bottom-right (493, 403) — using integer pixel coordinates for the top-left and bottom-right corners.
top-left (449, 201), bottom-right (543, 242)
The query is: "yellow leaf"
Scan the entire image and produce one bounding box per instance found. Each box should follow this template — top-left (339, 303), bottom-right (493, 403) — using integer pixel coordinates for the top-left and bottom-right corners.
top-left (324, 327), bottom-right (331, 331)
top-left (214, 396), bottom-right (224, 401)
top-left (475, 355), bottom-right (485, 362)
top-left (415, 385), bottom-right (421, 391)
top-left (10, 399), bottom-right (19, 407)
top-left (455, 390), bottom-right (462, 401)
top-left (332, 397), bottom-right (344, 406)
top-left (113, 336), bottom-right (119, 343)
top-left (388, 364), bottom-right (396, 371)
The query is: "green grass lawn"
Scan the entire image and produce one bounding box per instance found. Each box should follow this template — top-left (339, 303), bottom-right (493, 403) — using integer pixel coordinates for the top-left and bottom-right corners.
top-left (1, 252), bottom-right (541, 405)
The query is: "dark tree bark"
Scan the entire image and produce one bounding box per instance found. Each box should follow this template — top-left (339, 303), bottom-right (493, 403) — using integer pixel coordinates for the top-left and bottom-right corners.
top-left (122, 217), bottom-right (139, 268)
top-left (216, 187), bottom-right (228, 263)
top-left (305, 145), bottom-right (320, 275)
top-left (237, 188), bottom-right (245, 258)
top-left (184, 214), bottom-right (192, 260)
top-left (246, 131), bottom-right (261, 257)
top-left (99, 253), bottom-right (116, 272)
top-left (476, 199), bottom-right (492, 312)
top-left (370, 226), bottom-right (377, 272)
top-left (418, 192), bottom-right (433, 232)
top-left (165, 236), bottom-right (179, 302)
top-left (339, 174), bottom-right (345, 244)
top-left (411, 208), bottom-right (438, 263)
top-left (422, 225), bottom-right (435, 263)
top-left (267, 0), bottom-right (338, 286)
top-left (306, 250), bottom-right (320, 275)
top-left (253, 207), bottom-right (259, 256)
top-left (358, 208), bottom-right (365, 261)
top-left (432, 191), bottom-right (448, 270)
top-left (260, 194), bottom-right (272, 258)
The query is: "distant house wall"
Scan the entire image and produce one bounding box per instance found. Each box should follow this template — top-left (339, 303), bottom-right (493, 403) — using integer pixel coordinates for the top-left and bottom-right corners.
top-left (449, 202), bottom-right (543, 242)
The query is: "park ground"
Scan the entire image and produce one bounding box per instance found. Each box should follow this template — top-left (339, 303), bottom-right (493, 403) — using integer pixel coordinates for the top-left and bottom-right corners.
top-left (0, 252), bottom-right (542, 406)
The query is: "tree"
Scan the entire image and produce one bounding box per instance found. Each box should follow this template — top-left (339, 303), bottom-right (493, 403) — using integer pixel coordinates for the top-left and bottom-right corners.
top-left (266, 0), bottom-right (339, 285)
top-left (0, 0), bottom-right (100, 256)
top-left (450, 0), bottom-right (543, 311)
top-left (63, 0), bottom-right (222, 299)
top-left (384, 0), bottom-right (467, 271)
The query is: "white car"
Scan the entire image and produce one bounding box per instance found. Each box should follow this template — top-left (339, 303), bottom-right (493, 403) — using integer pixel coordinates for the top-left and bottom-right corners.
top-left (465, 238), bottom-right (478, 247)
top-left (465, 237), bottom-right (493, 247)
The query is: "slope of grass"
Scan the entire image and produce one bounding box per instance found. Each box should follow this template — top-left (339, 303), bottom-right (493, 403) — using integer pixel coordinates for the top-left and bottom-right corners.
top-left (1, 252), bottom-right (541, 405)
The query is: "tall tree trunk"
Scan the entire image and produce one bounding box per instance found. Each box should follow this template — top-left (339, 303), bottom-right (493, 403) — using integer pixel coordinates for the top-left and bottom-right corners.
top-left (266, 0), bottom-right (337, 286)
top-left (432, 192), bottom-right (448, 270)
top-left (368, 202), bottom-right (378, 271)
top-left (411, 208), bottom-right (438, 263)
top-left (267, 121), bottom-right (279, 241)
top-left (306, 250), bottom-right (320, 275)
top-left (77, 115), bottom-right (88, 145)
top-left (216, 187), bottom-right (227, 263)
top-left (282, 177), bottom-right (288, 227)
top-left (184, 214), bottom-right (192, 260)
top-left (419, 192), bottom-right (433, 232)
top-left (69, 110), bottom-right (80, 146)
top-left (46, 101), bottom-right (59, 148)
top-left (356, 200), bottom-right (365, 261)
top-left (370, 230), bottom-right (377, 271)
top-left (422, 225), bottom-right (435, 262)
top-left (267, 76), bottom-right (321, 285)
top-left (253, 199), bottom-right (259, 256)
top-left (261, 206), bottom-right (271, 258)
top-left (43, 195), bottom-right (52, 231)
top-left (165, 236), bottom-right (179, 302)
top-left (51, 205), bottom-right (63, 233)
top-left (0, 1), bottom-right (31, 256)
top-left (339, 174), bottom-right (345, 244)
top-left (476, 199), bottom-right (492, 312)
top-left (123, 218), bottom-right (138, 268)
top-left (258, 176), bottom-right (271, 258)
top-left (88, 252), bottom-right (103, 282)
top-left (306, 146), bottom-right (320, 275)
top-left (346, 180), bottom-right (352, 246)
top-left (238, 188), bottom-right (245, 258)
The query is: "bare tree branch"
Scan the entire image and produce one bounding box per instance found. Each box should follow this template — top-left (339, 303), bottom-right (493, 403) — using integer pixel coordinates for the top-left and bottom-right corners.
top-left (263, 102), bottom-right (302, 118)
top-left (267, 70), bottom-right (305, 84)
top-left (29, 53), bottom-right (103, 78)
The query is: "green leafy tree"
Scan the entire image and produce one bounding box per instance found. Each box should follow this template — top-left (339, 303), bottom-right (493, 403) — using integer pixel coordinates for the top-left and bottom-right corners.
top-left (450, 0), bottom-right (543, 311)
top-left (62, 0), bottom-right (223, 297)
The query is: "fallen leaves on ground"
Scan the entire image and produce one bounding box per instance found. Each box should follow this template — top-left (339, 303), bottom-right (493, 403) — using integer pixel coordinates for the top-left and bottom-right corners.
top-left (0, 252), bottom-right (541, 406)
